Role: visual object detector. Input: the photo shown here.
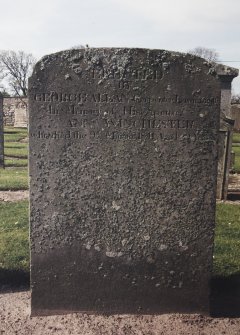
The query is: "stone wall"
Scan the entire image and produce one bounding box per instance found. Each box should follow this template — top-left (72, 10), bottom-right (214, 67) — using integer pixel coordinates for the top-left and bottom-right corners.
top-left (3, 97), bottom-right (28, 127)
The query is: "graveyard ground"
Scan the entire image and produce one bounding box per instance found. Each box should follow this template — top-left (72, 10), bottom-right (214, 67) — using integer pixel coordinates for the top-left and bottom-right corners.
top-left (0, 127), bottom-right (240, 333)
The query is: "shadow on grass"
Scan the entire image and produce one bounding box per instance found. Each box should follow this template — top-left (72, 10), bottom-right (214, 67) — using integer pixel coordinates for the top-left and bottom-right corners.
top-left (210, 273), bottom-right (240, 317)
top-left (0, 268), bottom-right (29, 292)
top-left (4, 131), bottom-right (18, 134)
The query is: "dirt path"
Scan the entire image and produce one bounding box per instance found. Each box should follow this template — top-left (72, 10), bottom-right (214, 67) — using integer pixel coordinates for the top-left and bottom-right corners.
top-left (0, 290), bottom-right (239, 335)
top-left (0, 190), bottom-right (29, 202)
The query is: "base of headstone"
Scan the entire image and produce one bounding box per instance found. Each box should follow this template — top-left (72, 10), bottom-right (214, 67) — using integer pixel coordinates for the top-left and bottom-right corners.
top-left (31, 244), bottom-right (210, 316)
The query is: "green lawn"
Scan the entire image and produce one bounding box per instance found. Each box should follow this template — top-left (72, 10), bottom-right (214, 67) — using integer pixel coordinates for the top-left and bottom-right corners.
top-left (4, 158), bottom-right (28, 168)
top-left (0, 168), bottom-right (28, 190)
top-left (214, 203), bottom-right (240, 276)
top-left (3, 126), bottom-right (28, 168)
top-left (4, 142), bottom-right (28, 149)
top-left (4, 143), bottom-right (28, 159)
top-left (4, 127), bottom-right (28, 142)
top-left (232, 132), bottom-right (240, 143)
top-left (0, 200), bottom-right (29, 272)
top-left (232, 146), bottom-right (240, 155)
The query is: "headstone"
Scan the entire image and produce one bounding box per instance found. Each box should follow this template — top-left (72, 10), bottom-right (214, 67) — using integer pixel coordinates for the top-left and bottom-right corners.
top-left (3, 97), bottom-right (28, 128)
top-left (231, 104), bottom-right (240, 132)
top-left (217, 116), bottom-right (235, 199)
top-left (0, 94), bottom-right (4, 168)
top-left (29, 48), bottom-right (227, 316)
top-left (217, 115), bottom-right (234, 200)
top-left (216, 68), bottom-right (238, 199)
top-left (14, 106), bottom-right (28, 128)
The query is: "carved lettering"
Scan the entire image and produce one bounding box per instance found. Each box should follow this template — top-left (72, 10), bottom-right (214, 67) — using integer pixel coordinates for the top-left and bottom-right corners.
top-left (91, 68), bottom-right (163, 80)
top-left (33, 92), bottom-right (219, 106)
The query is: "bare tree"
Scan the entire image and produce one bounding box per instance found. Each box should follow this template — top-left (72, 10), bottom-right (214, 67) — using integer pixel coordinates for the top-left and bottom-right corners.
top-left (188, 46), bottom-right (219, 62)
top-left (0, 50), bottom-right (36, 97)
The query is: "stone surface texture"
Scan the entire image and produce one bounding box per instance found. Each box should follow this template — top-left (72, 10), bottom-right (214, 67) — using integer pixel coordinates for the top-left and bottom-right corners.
top-left (0, 94), bottom-right (4, 168)
top-left (29, 48), bottom-right (222, 315)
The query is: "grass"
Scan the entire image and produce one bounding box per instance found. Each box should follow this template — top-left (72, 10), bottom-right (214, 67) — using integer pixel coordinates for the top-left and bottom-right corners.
top-left (2, 126), bottom-right (28, 168)
top-left (0, 168), bottom-right (28, 190)
top-left (4, 143), bottom-right (28, 159)
top-left (0, 200), bottom-right (29, 272)
top-left (4, 127), bottom-right (28, 142)
top-left (4, 158), bottom-right (28, 168)
top-left (0, 127), bottom-right (29, 277)
top-left (232, 146), bottom-right (240, 155)
top-left (232, 145), bottom-right (240, 173)
top-left (4, 142), bottom-right (27, 148)
top-left (213, 203), bottom-right (240, 277)
top-left (232, 132), bottom-right (240, 143)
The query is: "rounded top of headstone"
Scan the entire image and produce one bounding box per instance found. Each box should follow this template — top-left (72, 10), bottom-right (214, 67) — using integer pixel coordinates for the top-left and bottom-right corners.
top-left (30, 47), bottom-right (238, 85)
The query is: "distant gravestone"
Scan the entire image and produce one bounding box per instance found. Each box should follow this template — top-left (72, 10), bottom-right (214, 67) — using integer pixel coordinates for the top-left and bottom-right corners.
top-left (29, 48), bottom-right (224, 316)
top-left (216, 68), bottom-right (238, 200)
top-left (3, 97), bottom-right (28, 127)
top-left (0, 94), bottom-right (4, 168)
top-left (14, 98), bottom-right (28, 128)
top-left (231, 104), bottom-right (240, 131)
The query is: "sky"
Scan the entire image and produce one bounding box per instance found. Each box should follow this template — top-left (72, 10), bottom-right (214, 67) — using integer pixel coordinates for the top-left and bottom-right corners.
top-left (1, 0), bottom-right (240, 92)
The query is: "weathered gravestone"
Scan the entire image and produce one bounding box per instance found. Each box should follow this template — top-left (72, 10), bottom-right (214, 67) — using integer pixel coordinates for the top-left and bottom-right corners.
top-left (3, 97), bottom-right (28, 127)
top-left (216, 68), bottom-right (238, 200)
top-left (29, 48), bottom-right (225, 316)
top-left (231, 103), bottom-right (240, 132)
top-left (0, 93), bottom-right (4, 168)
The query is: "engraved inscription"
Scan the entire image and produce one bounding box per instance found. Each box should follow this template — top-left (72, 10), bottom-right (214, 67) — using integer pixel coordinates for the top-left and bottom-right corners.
top-left (31, 70), bottom-right (219, 144)
top-left (34, 92), bottom-right (220, 106)
top-left (90, 68), bottom-right (163, 80)
top-left (30, 88), bottom-right (218, 142)
top-left (30, 129), bottom-right (197, 142)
